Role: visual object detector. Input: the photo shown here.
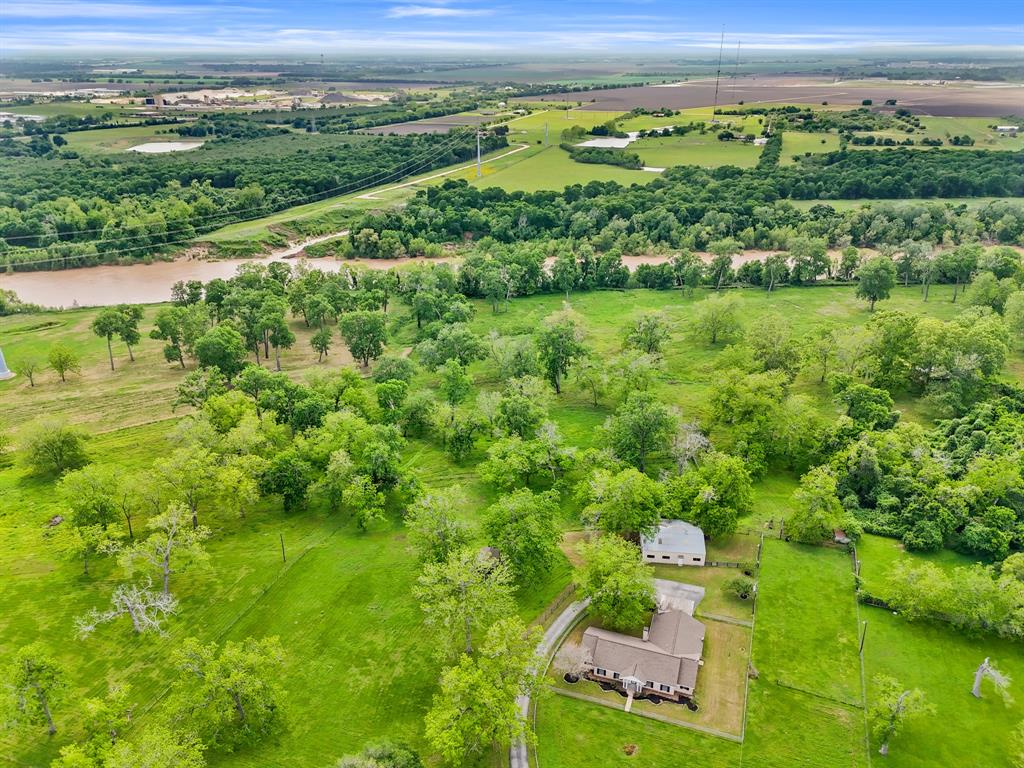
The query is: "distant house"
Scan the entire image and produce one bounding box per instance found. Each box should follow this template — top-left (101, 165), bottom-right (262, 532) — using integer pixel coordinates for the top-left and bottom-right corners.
top-left (582, 604), bottom-right (705, 701)
top-left (833, 529), bottom-right (851, 546)
top-left (753, 137), bottom-right (769, 146)
top-left (996, 126), bottom-right (1020, 132)
top-left (642, 520), bottom-right (706, 567)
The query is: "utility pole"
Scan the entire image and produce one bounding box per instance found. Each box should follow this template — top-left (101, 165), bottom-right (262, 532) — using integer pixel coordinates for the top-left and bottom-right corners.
top-left (476, 130), bottom-right (482, 177)
top-left (544, 122), bottom-right (548, 146)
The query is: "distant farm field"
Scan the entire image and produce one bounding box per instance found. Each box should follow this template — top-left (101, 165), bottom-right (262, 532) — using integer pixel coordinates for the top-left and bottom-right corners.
top-left (527, 75), bottom-right (1024, 117)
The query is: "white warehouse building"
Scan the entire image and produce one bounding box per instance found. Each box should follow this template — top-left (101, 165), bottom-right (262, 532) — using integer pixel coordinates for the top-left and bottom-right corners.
top-left (642, 520), bottom-right (706, 567)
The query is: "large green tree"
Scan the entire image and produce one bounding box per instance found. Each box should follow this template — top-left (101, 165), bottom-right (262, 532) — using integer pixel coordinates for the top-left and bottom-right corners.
top-left (415, 546), bottom-right (516, 656)
top-left (341, 310), bottom-right (387, 367)
top-left (424, 618), bottom-right (541, 765)
top-left (856, 256), bottom-right (897, 311)
top-left (582, 467), bottom-right (663, 540)
top-left (4, 643), bottom-right (68, 736)
top-left (169, 637), bottom-right (285, 751)
top-left (575, 536), bottom-right (655, 632)
top-left (602, 391), bottom-right (675, 472)
top-left (482, 488), bottom-right (561, 584)
top-left (535, 318), bottom-right (588, 394)
top-left (662, 451), bottom-right (753, 539)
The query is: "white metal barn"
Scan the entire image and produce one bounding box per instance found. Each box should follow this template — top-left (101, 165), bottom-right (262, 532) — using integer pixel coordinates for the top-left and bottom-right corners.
top-left (642, 520), bottom-right (707, 567)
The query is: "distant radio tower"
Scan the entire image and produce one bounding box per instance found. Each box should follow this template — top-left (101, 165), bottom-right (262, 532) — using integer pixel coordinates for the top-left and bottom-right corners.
top-left (711, 28), bottom-right (725, 122)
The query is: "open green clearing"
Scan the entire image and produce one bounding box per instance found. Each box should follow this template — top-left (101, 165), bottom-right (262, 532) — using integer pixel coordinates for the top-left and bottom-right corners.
top-left (632, 134), bottom-right (763, 169)
top-left (2, 102), bottom-right (137, 118)
top-left (62, 123), bottom-right (202, 153)
top-left (781, 131), bottom-right (841, 164)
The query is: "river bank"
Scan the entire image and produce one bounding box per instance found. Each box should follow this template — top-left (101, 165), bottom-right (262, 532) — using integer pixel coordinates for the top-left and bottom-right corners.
top-left (0, 228), bottom-right (832, 309)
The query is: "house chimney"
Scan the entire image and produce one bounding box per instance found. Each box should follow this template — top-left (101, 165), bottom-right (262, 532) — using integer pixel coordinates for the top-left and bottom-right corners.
top-left (642, 626), bottom-right (650, 642)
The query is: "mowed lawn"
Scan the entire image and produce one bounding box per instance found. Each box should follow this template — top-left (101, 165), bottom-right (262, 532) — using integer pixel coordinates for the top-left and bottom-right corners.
top-left (862, 608), bottom-right (1024, 768)
top-left (537, 538), bottom-right (868, 767)
top-left (752, 539), bottom-right (861, 705)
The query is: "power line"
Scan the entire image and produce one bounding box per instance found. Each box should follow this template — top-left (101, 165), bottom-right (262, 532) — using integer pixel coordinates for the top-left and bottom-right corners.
top-left (1, 128), bottom-right (478, 246)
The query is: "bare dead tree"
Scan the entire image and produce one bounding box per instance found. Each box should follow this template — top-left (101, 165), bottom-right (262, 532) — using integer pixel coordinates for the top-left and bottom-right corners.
top-left (76, 579), bottom-right (177, 637)
top-left (553, 641), bottom-right (593, 681)
top-left (670, 421), bottom-right (710, 474)
top-left (972, 657), bottom-right (1013, 704)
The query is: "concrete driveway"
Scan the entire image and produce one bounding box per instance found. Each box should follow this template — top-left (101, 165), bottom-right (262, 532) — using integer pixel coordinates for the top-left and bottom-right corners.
top-left (654, 578), bottom-right (705, 615)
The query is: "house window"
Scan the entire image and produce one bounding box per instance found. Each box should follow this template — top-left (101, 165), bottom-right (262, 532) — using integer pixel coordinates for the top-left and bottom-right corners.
top-left (595, 668), bottom-right (606, 676)
top-left (694, 557), bottom-right (702, 562)
top-left (646, 554), bottom-right (655, 559)
top-left (661, 555), bottom-right (670, 560)
top-left (659, 684), bottom-right (670, 692)
top-left (612, 672), bottom-right (620, 680)
top-left (645, 681), bottom-right (654, 688)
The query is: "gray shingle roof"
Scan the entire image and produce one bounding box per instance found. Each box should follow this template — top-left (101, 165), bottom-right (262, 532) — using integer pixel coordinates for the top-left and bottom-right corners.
top-left (642, 520), bottom-right (706, 558)
top-left (582, 609), bottom-right (705, 690)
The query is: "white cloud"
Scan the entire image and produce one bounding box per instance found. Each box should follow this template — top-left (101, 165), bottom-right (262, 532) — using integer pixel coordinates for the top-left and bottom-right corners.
top-left (386, 4), bottom-right (491, 18)
top-left (0, 1), bottom-right (252, 18)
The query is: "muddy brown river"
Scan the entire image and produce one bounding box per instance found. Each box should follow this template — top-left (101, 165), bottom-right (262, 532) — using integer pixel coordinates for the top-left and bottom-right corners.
top-left (0, 232), bottom-right (769, 308)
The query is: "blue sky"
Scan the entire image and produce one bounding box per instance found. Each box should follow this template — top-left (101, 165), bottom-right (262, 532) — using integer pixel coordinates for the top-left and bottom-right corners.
top-left (0, 0), bottom-right (1020, 54)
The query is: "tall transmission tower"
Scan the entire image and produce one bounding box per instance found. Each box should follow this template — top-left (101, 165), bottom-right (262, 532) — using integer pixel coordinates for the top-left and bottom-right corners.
top-left (476, 130), bottom-right (482, 177)
top-left (711, 28), bottom-right (725, 122)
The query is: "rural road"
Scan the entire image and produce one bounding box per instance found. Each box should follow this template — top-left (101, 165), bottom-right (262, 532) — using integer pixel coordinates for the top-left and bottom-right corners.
top-left (356, 142), bottom-right (531, 200)
top-left (511, 597), bottom-right (591, 768)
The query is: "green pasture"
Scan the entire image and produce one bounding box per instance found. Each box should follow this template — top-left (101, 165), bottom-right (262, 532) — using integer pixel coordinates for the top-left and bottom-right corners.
top-left (631, 134), bottom-right (763, 169)
top-left (0, 284), bottom-right (977, 439)
top-left (2, 101), bottom-right (136, 118)
top-left (752, 539), bottom-right (862, 705)
top-left (854, 533), bottom-right (981, 594)
top-left (0, 416), bottom-right (572, 767)
top-left (469, 145), bottom-right (654, 192)
top-left (781, 131), bottom-right (841, 164)
top-left (854, 535), bottom-right (1024, 767)
top-left (63, 123), bottom-right (202, 153)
